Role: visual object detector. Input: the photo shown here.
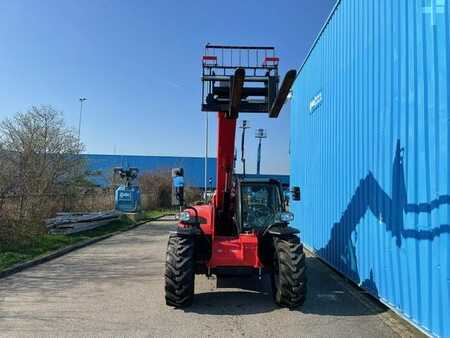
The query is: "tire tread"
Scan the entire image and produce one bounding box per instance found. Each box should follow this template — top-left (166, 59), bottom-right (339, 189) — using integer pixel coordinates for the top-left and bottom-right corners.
top-left (272, 235), bottom-right (307, 308)
top-left (165, 234), bottom-right (195, 307)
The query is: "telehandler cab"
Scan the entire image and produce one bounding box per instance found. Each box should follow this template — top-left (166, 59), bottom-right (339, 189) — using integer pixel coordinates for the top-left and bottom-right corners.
top-left (165, 45), bottom-right (306, 308)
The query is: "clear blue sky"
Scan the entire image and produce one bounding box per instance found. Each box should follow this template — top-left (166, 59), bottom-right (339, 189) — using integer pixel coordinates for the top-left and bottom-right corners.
top-left (0, 0), bottom-right (335, 174)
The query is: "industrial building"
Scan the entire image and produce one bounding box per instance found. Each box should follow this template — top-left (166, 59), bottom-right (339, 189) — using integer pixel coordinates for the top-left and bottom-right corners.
top-left (85, 154), bottom-right (289, 188)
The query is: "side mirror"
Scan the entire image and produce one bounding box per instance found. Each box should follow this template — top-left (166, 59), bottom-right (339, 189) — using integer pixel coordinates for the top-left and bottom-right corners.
top-left (291, 186), bottom-right (301, 201)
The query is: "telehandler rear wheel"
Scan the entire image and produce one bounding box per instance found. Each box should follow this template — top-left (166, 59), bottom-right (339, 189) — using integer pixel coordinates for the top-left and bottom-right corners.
top-left (271, 235), bottom-right (307, 308)
top-left (165, 234), bottom-right (195, 307)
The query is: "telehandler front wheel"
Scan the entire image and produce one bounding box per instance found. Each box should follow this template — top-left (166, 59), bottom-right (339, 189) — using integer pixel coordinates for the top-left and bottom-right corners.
top-left (165, 234), bottom-right (195, 307)
top-left (271, 235), bottom-right (307, 308)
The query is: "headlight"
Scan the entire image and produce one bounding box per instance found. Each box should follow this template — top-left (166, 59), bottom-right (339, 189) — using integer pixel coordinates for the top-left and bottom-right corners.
top-left (178, 211), bottom-right (191, 222)
top-left (279, 211), bottom-right (294, 223)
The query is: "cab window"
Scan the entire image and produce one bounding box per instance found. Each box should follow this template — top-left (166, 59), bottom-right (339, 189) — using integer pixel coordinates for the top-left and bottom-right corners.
top-left (240, 183), bottom-right (282, 230)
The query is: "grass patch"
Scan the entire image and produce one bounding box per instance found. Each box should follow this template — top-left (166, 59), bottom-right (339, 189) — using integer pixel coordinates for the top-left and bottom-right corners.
top-left (0, 234), bottom-right (82, 271)
top-left (0, 209), bottom-right (171, 272)
top-left (141, 208), bottom-right (175, 219)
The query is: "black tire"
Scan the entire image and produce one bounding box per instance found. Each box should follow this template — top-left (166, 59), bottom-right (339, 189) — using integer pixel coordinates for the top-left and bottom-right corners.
top-left (271, 235), bottom-right (307, 308)
top-left (165, 234), bottom-right (195, 307)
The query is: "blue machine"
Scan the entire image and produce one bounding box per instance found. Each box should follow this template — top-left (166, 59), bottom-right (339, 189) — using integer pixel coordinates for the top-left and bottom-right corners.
top-left (171, 168), bottom-right (184, 206)
top-left (173, 175), bottom-right (184, 189)
top-left (114, 167), bottom-right (141, 213)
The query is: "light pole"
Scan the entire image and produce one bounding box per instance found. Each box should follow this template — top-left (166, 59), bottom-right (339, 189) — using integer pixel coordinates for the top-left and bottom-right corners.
top-left (78, 97), bottom-right (87, 141)
top-left (204, 112), bottom-right (209, 201)
top-left (255, 128), bottom-right (267, 175)
top-left (239, 120), bottom-right (250, 176)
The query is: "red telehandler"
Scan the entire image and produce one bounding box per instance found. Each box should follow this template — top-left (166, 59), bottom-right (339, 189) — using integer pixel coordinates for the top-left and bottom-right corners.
top-left (165, 45), bottom-right (306, 308)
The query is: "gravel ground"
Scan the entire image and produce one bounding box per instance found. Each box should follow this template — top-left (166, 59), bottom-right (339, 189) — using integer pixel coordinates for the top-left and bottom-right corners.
top-left (0, 218), bottom-right (421, 338)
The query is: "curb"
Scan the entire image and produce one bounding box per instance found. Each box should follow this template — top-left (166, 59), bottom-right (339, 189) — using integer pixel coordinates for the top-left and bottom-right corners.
top-left (0, 214), bottom-right (169, 280)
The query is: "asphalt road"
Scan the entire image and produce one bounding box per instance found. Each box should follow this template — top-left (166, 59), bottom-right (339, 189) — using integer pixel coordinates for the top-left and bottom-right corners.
top-left (0, 218), bottom-right (421, 338)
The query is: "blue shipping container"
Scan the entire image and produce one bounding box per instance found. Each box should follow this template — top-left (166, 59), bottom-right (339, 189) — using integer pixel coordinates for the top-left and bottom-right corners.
top-left (290, 0), bottom-right (450, 337)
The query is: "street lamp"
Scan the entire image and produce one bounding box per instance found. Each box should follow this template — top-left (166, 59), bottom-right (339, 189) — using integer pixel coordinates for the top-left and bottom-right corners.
top-left (255, 128), bottom-right (267, 175)
top-left (204, 112), bottom-right (209, 201)
top-left (239, 120), bottom-right (250, 176)
top-left (78, 97), bottom-right (87, 141)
